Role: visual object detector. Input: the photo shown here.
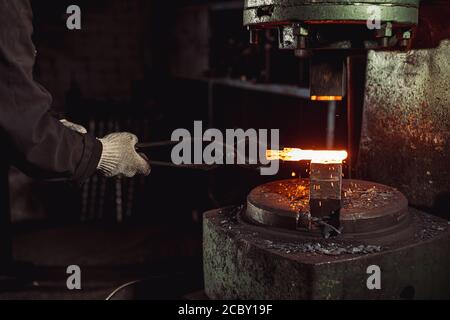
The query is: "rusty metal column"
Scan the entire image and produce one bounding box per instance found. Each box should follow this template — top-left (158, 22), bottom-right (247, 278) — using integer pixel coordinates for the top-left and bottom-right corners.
top-left (326, 100), bottom-right (337, 149)
top-left (346, 55), bottom-right (367, 179)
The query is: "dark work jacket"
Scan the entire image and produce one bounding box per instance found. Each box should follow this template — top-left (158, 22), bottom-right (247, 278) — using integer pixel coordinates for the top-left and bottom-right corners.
top-left (0, 0), bottom-right (102, 183)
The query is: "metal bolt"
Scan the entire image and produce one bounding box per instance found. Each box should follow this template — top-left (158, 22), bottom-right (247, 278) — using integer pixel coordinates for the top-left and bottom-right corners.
top-left (279, 25), bottom-right (297, 50)
top-left (399, 30), bottom-right (412, 47)
top-left (376, 22), bottom-right (393, 38)
top-left (298, 26), bottom-right (308, 37)
top-left (376, 22), bottom-right (393, 47)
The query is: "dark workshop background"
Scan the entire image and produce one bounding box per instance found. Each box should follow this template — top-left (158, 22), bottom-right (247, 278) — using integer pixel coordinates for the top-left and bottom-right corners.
top-left (6, 0), bottom-right (348, 299)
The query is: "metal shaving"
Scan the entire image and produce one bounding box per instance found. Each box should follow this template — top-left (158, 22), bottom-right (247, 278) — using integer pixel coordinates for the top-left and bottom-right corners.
top-left (261, 240), bottom-right (382, 256)
top-left (343, 184), bottom-right (395, 210)
top-left (216, 206), bottom-right (448, 257)
top-left (217, 206), bottom-right (383, 256)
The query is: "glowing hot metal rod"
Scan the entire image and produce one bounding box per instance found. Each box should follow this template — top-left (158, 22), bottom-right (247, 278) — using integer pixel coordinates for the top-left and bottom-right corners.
top-left (266, 148), bottom-right (347, 164)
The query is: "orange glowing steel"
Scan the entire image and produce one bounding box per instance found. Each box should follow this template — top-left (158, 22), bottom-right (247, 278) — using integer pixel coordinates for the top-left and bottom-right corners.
top-left (310, 96), bottom-right (343, 101)
top-left (266, 148), bottom-right (348, 164)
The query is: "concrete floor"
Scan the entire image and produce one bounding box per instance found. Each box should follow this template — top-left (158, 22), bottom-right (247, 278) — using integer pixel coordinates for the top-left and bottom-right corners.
top-left (0, 224), bottom-right (203, 300)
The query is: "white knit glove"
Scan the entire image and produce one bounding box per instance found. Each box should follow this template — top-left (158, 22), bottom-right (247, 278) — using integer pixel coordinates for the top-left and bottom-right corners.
top-left (60, 119), bottom-right (88, 134)
top-left (97, 133), bottom-right (151, 178)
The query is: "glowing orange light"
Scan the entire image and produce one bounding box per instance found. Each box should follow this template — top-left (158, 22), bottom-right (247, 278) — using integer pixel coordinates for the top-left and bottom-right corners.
top-left (310, 96), bottom-right (343, 101)
top-left (291, 172), bottom-right (297, 177)
top-left (266, 148), bottom-right (348, 164)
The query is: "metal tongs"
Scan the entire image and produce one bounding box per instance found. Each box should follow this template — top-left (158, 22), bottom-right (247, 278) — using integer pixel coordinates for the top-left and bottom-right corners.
top-left (136, 139), bottom-right (266, 172)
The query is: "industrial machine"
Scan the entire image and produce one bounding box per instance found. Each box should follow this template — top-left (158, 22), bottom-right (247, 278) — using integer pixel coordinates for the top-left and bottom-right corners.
top-left (244, 0), bottom-right (419, 99)
top-left (203, 0), bottom-right (450, 299)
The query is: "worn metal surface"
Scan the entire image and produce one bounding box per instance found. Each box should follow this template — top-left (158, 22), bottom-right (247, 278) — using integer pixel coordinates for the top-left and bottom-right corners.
top-left (244, 0), bottom-right (419, 26)
top-left (245, 179), bottom-right (412, 243)
top-left (204, 205), bottom-right (450, 299)
top-left (358, 40), bottom-right (450, 213)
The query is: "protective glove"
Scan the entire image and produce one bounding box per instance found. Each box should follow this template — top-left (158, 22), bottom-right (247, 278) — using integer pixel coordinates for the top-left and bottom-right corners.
top-left (97, 132), bottom-right (151, 178)
top-left (60, 119), bottom-right (88, 134)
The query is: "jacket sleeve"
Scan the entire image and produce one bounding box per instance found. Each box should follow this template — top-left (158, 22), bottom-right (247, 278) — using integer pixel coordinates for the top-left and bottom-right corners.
top-left (0, 0), bottom-right (102, 184)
